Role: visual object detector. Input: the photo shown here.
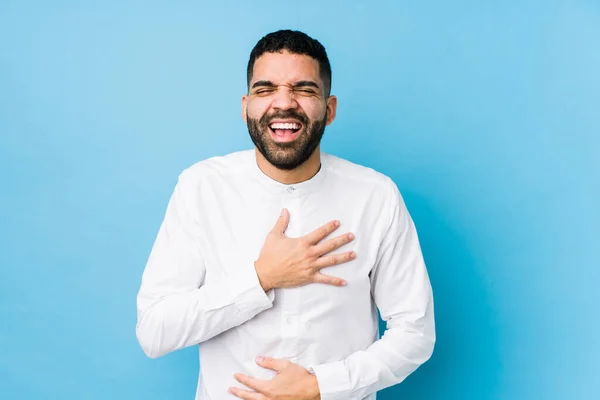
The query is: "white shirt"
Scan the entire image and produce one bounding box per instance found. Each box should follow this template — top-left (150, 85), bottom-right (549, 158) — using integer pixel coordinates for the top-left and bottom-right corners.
top-left (136, 149), bottom-right (435, 400)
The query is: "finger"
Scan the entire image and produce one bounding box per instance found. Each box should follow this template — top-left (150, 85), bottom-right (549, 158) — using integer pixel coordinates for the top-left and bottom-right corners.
top-left (272, 208), bottom-right (289, 235)
top-left (312, 272), bottom-right (347, 287)
top-left (228, 387), bottom-right (268, 400)
top-left (313, 251), bottom-right (356, 270)
top-left (256, 356), bottom-right (288, 372)
top-left (311, 232), bottom-right (355, 257)
top-left (233, 373), bottom-right (269, 394)
top-left (304, 220), bottom-right (340, 245)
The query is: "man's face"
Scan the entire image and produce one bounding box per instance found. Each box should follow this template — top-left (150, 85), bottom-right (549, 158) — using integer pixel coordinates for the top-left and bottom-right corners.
top-left (242, 50), bottom-right (337, 170)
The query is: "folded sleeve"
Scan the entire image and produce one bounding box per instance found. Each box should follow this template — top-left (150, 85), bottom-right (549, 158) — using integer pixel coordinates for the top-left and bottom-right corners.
top-left (135, 171), bottom-right (275, 359)
top-left (308, 178), bottom-right (435, 399)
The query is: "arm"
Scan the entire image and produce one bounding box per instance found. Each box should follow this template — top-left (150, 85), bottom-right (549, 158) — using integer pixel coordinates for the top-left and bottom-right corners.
top-left (308, 179), bottom-right (435, 399)
top-left (135, 171), bottom-right (275, 359)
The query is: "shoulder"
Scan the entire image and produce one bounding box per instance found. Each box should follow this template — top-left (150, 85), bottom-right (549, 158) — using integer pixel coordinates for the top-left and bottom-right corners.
top-left (323, 153), bottom-right (408, 227)
top-left (177, 149), bottom-right (254, 185)
top-left (323, 152), bottom-right (400, 197)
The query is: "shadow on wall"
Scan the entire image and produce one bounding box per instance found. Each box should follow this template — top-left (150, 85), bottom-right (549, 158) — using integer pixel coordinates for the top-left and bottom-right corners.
top-left (377, 189), bottom-right (502, 399)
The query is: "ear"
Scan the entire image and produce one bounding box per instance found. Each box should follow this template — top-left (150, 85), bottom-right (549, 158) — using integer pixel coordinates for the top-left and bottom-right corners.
top-left (241, 94), bottom-right (248, 123)
top-left (325, 95), bottom-right (337, 126)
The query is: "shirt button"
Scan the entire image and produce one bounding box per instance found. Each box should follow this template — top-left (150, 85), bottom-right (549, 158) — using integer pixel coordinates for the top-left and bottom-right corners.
top-left (285, 316), bottom-right (292, 324)
top-left (286, 186), bottom-right (295, 193)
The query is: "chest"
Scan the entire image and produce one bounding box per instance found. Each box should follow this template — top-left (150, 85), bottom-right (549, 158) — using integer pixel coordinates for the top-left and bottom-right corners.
top-left (193, 180), bottom-right (387, 297)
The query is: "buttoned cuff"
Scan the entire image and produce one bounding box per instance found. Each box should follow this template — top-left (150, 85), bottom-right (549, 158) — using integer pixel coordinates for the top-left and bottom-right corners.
top-left (308, 360), bottom-right (352, 400)
top-left (228, 263), bottom-right (275, 316)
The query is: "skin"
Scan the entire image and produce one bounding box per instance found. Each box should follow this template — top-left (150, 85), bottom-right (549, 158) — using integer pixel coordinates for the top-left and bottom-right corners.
top-left (230, 51), bottom-right (343, 400)
top-left (254, 209), bottom-right (356, 293)
top-left (230, 357), bottom-right (320, 400)
top-left (242, 50), bottom-right (337, 184)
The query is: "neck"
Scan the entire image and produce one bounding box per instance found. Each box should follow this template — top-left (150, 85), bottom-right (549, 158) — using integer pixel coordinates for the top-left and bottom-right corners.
top-left (255, 146), bottom-right (322, 185)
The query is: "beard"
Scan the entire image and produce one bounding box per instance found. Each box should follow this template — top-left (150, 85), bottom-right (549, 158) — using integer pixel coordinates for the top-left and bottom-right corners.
top-left (247, 109), bottom-right (327, 171)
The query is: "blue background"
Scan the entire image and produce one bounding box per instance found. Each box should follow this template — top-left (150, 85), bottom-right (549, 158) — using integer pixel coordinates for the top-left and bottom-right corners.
top-left (1, 1), bottom-right (599, 399)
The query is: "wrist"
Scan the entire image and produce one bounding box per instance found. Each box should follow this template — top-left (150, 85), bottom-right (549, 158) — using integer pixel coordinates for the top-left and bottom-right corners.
top-left (254, 260), bottom-right (272, 292)
top-left (308, 373), bottom-right (321, 400)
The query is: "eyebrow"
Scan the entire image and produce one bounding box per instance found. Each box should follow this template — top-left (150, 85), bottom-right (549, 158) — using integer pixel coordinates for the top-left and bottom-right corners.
top-left (251, 80), bottom-right (320, 90)
top-left (293, 80), bottom-right (320, 89)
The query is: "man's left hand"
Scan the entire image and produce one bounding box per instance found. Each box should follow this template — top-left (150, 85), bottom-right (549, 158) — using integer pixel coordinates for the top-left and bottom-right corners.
top-left (229, 356), bottom-right (320, 400)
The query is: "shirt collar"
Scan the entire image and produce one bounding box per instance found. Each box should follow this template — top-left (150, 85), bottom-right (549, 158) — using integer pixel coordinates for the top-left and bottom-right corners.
top-left (250, 149), bottom-right (328, 195)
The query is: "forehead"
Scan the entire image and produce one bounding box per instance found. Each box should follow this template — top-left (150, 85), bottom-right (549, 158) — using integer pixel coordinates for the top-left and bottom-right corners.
top-left (251, 51), bottom-right (321, 85)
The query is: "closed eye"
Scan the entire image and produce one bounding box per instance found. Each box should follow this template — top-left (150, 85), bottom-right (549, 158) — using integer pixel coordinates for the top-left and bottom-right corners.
top-left (255, 89), bottom-right (276, 95)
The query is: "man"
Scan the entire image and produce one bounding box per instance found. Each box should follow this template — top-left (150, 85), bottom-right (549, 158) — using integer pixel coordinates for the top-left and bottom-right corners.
top-left (136, 29), bottom-right (435, 400)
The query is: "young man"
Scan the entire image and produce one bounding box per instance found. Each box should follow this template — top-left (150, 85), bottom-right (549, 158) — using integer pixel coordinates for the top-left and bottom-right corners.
top-left (136, 29), bottom-right (435, 400)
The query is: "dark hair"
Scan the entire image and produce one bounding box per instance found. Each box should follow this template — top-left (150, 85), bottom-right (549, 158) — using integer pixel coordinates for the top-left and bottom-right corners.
top-left (247, 29), bottom-right (332, 96)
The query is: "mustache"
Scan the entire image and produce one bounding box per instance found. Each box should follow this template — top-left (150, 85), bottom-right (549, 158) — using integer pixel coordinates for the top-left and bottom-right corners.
top-left (259, 110), bottom-right (309, 127)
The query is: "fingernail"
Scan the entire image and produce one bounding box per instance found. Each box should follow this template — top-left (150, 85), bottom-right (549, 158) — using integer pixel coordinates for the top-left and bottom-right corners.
top-left (335, 220), bottom-right (340, 227)
top-left (281, 209), bottom-right (285, 216)
top-left (341, 280), bottom-right (347, 286)
top-left (256, 356), bottom-right (263, 363)
top-left (348, 233), bottom-right (354, 240)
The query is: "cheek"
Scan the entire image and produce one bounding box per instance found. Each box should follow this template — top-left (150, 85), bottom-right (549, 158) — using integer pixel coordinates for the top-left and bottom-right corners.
top-left (302, 102), bottom-right (327, 121)
top-left (246, 100), bottom-right (270, 120)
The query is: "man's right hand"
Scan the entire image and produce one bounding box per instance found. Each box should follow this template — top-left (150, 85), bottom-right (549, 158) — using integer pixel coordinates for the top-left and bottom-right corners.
top-left (254, 208), bottom-right (356, 292)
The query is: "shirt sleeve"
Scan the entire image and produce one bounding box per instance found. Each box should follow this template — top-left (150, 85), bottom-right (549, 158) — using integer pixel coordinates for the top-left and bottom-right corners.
top-left (135, 171), bottom-right (275, 359)
top-left (308, 179), bottom-right (436, 399)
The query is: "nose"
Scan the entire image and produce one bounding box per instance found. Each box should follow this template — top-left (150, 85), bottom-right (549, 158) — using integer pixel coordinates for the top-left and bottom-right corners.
top-left (271, 86), bottom-right (298, 110)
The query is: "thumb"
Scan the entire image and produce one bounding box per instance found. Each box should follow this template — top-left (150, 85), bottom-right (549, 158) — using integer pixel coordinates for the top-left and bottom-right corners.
top-left (256, 356), bottom-right (288, 371)
top-left (273, 208), bottom-right (289, 234)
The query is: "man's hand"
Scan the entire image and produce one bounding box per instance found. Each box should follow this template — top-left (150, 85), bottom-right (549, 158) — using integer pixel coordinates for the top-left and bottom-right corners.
top-left (254, 208), bottom-right (356, 292)
top-left (229, 356), bottom-right (320, 400)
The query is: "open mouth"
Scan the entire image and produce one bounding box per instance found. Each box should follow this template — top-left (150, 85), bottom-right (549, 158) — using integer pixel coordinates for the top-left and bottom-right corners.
top-left (268, 121), bottom-right (303, 142)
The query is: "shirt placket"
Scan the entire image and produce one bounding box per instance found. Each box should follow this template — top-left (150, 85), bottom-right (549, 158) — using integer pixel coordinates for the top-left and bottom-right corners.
top-left (278, 185), bottom-right (302, 362)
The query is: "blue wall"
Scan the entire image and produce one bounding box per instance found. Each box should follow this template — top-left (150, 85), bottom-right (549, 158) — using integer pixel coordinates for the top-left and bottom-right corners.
top-left (1, 1), bottom-right (598, 399)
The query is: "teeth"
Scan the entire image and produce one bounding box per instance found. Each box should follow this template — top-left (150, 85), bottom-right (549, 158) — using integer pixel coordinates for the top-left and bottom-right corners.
top-left (270, 122), bottom-right (300, 130)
